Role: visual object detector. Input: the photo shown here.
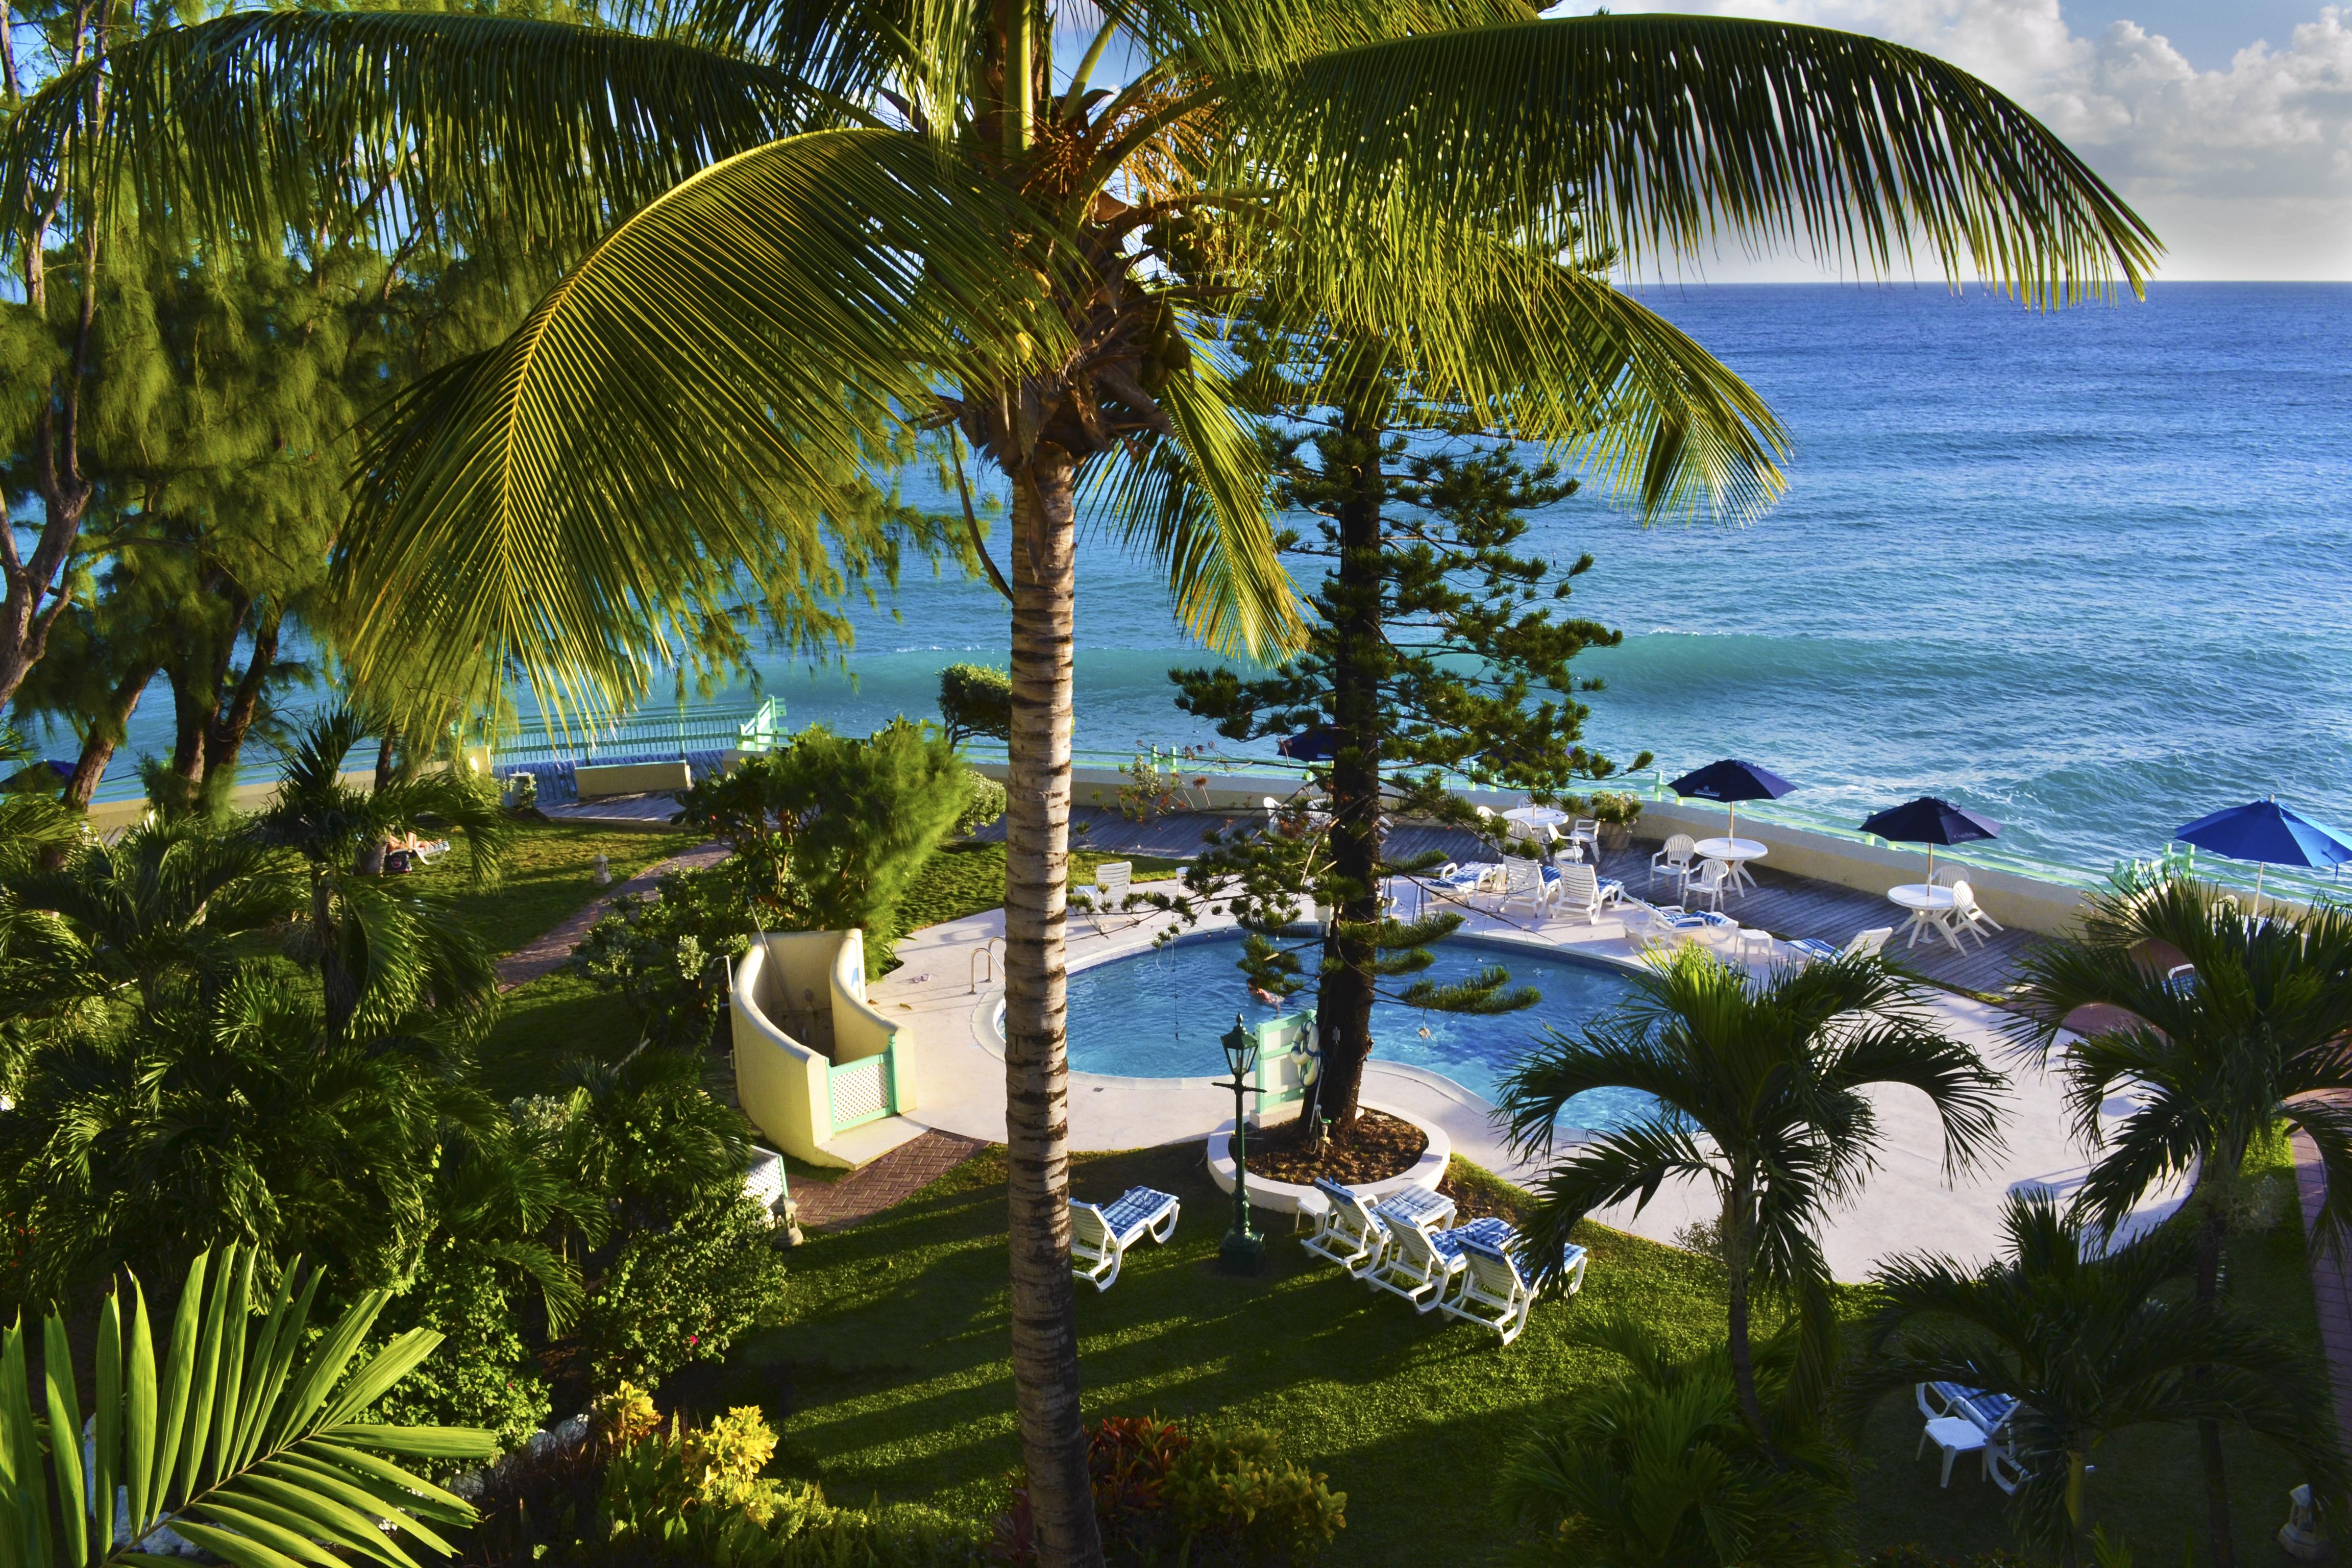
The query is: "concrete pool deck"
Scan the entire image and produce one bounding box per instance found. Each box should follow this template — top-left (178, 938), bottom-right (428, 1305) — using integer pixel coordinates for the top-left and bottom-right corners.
top-left (866, 881), bottom-right (2179, 1283)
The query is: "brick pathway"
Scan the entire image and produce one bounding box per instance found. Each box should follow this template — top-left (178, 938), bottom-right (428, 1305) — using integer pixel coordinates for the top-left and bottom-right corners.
top-left (496, 841), bottom-right (728, 992)
top-left (793, 1131), bottom-right (990, 1231)
top-left (2292, 1127), bottom-right (2352, 1455)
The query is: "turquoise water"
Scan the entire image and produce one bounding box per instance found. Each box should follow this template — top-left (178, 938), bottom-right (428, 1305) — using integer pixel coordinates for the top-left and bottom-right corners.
top-left (54, 284), bottom-right (2352, 878)
top-left (1062, 933), bottom-right (1649, 1124)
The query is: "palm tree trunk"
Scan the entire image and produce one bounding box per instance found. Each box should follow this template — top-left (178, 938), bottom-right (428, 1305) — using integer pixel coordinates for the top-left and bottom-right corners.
top-left (1314, 410), bottom-right (1385, 1134)
top-left (2192, 1184), bottom-right (2237, 1568)
top-left (1722, 1181), bottom-right (1774, 1442)
top-left (1000, 444), bottom-right (1104, 1568)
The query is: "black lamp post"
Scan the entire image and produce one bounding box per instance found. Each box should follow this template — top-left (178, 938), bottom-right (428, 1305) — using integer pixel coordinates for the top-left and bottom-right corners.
top-left (1218, 1012), bottom-right (1264, 1275)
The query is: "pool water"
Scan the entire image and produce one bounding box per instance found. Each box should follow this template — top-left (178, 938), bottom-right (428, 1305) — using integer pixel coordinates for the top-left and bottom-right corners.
top-left (1062, 934), bottom-right (1654, 1129)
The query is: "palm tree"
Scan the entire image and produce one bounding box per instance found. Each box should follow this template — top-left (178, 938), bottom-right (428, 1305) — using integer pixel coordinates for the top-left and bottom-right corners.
top-left (2005, 870), bottom-right (2352, 1568)
top-left (7, 10), bottom-right (2158, 1557)
top-left (0, 817), bottom-right (296, 1021)
top-left (246, 706), bottom-right (507, 1035)
top-left (1855, 1191), bottom-right (2340, 1566)
top-left (0, 1242), bottom-right (496, 1568)
top-left (1500, 948), bottom-right (2004, 1438)
top-left (1498, 1314), bottom-right (1847, 1567)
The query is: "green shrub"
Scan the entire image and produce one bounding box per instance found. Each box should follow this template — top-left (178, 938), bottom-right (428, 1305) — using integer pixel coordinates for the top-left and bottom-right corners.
top-left (581, 1183), bottom-right (790, 1390)
top-left (952, 770), bottom-right (1006, 837)
top-left (937, 665), bottom-right (1012, 748)
top-left (996, 1414), bottom-right (1345, 1565)
top-left (373, 1245), bottom-right (554, 1457)
top-left (569, 862), bottom-right (764, 1049)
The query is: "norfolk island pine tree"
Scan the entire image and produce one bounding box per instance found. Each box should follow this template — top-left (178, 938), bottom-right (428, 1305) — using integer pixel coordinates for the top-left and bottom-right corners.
top-left (4, 7), bottom-right (2158, 1561)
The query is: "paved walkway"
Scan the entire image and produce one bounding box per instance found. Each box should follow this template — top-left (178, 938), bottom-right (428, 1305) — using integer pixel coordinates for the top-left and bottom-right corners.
top-left (2293, 1128), bottom-right (2352, 1455)
top-left (793, 1130), bottom-right (990, 1230)
top-left (496, 842), bottom-right (727, 991)
top-left (868, 887), bottom-right (2179, 1282)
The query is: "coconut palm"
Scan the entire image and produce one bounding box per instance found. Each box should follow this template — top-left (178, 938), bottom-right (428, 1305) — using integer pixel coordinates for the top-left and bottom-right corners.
top-left (5, 7), bottom-right (2159, 1555)
top-left (1500, 948), bottom-right (2004, 1438)
top-left (0, 1241), bottom-right (495, 1568)
top-left (2005, 870), bottom-right (2352, 1567)
top-left (1498, 1313), bottom-right (1847, 1567)
top-left (246, 705), bottom-right (507, 1035)
top-left (1855, 1191), bottom-right (2339, 1565)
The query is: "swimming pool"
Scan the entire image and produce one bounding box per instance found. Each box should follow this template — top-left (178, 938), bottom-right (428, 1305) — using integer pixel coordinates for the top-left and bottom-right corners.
top-left (1061, 933), bottom-right (1653, 1129)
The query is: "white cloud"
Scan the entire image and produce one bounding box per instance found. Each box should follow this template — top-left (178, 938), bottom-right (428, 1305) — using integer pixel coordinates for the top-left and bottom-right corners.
top-left (1615, 0), bottom-right (2352, 278)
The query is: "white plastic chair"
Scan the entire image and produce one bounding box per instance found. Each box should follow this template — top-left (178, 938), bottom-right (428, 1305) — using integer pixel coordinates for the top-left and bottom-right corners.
top-left (1950, 880), bottom-right (2003, 940)
top-left (2165, 962), bottom-right (2198, 998)
top-left (1650, 833), bottom-right (1696, 892)
top-left (1085, 861), bottom-right (1134, 935)
top-left (1683, 860), bottom-right (1732, 913)
top-left (1569, 818), bottom-right (1601, 858)
top-left (1069, 1186), bottom-right (1180, 1291)
top-left (1551, 864), bottom-right (1625, 925)
top-left (1788, 926), bottom-right (1894, 965)
top-left (1300, 1177), bottom-right (1390, 1278)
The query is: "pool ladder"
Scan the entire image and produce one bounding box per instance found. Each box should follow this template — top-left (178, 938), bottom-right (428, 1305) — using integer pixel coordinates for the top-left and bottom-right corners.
top-left (969, 937), bottom-right (1007, 993)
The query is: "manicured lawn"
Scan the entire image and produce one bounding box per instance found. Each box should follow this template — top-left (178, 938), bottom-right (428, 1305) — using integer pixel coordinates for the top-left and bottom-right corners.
top-left (477, 972), bottom-right (651, 1100)
top-left (705, 1142), bottom-right (2323, 1564)
top-left (409, 821), bottom-right (699, 953)
top-left (887, 841), bottom-right (1184, 947)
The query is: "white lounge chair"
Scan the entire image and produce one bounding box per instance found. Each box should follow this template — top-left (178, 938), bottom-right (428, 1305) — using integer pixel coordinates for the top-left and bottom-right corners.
top-left (1069, 1186), bottom-right (1180, 1291)
top-left (1551, 864), bottom-right (1625, 925)
top-left (2164, 962), bottom-right (2198, 998)
top-left (1084, 861), bottom-right (1134, 935)
top-left (1650, 833), bottom-right (1696, 893)
top-left (1495, 857), bottom-right (1553, 919)
top-left (1440, 1230), bottom-right (1581, 1348)
top-left (1300, 1177), bottom-right (1390, 1278)
top-left (1916, 1381), bottom-right (2023, 1490)
top-left (1787, 926), bottom-right (1893, 965)
top-left (1366, 1216), bottom-right (1474, 1311)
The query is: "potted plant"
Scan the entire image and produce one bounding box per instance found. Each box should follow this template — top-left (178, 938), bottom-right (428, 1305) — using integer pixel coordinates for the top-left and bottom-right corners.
top-left (1592, 791), bottom-right (1644, 851)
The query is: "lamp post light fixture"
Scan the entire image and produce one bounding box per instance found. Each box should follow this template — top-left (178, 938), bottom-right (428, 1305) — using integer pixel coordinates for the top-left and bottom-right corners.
top-left (1218, 1012), bottom-right (1264, 1275)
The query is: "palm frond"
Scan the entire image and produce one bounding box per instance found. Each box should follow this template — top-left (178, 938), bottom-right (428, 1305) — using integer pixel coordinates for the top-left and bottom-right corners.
top-left (332, 128), bottom-right (1063, 725)
top-left (1080, 348), bottom-right (1303, 658)
top-left (0, 11), bottom-right (866, 261)
top-left (0, 1246), bottom-right (492, 1568)
top-left (1244, 14), bottom-right (2159, 307)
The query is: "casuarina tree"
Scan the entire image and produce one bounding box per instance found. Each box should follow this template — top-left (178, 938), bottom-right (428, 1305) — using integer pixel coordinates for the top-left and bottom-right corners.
top-left (1158, 352), bottom-right (1652, 1129)
top-left (10, 5), bottom-right (2159, 1559)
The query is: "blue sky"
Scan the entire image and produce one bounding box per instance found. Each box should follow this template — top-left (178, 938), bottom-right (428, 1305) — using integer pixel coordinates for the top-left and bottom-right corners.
top-left (2072, 0), bottom-right (2321, 69)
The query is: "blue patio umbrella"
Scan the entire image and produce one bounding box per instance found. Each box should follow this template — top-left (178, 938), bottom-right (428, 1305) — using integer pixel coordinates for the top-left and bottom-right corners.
top-left (1859, 796), bottom-right (2001, 883)
top-left (2174, 797), bottom-right (2352, 909)
top-left (1277, 726), bottom-right (1340, 763)
top-left (1668, 758), bottom-right (1795, 839)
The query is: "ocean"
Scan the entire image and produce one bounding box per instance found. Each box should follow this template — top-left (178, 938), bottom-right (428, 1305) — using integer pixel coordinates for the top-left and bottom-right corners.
top-left (58, 283), bottom-right (2352, 879)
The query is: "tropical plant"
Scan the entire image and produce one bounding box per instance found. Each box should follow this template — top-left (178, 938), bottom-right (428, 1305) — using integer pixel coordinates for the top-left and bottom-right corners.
top-left (1160, 430), bottom-right (1646, 1130)
top-left (1855, 1191), bottom-right (2340, 1566)
top-left (1499, 947), bottom-right (2004, 1436)
top-left (1496, 1314), bottom-right (1847, 1568)
top-left (570, 862), bottom-right (769, 1050)
top-left (2003, 869), bottom-right (2352, 1568)
top-left (0, 817), bottom-right (295, 1021)
top-left (0, 1242), bottom-right (495, 1568)
top-left (578, 1181), bottom-right (789, 1390)
top-left (0, 965), bottom-right (451, 1311)
top-left (14, 5), bottom-right (2158, 1557)
top-left (937, 664), bottom-right (1012, 750)
top-left (245, 705), bottom-right (506, 1034)
top-left (669, 721), bottom-right (978, 972)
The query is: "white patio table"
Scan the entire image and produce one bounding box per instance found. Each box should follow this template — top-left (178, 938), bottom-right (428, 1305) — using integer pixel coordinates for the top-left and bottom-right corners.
top-left (1693, 836), bottom-right (1768, 893)
top-left (1888, 882), bottom-right (1962, 950)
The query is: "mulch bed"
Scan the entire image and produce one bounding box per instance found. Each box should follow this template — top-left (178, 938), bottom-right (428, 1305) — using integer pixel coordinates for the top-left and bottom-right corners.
top-left (1229, 1110), bottom-right (1427, 1186)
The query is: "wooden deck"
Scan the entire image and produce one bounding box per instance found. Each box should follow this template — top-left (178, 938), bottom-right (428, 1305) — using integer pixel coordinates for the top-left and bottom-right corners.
top-left (978, 806), bottom-right (2043, 997)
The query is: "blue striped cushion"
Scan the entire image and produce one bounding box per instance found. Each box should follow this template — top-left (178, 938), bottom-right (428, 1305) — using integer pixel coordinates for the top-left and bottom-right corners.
top-left (1928, 1382), bottom-right (2017, 1435)
top-left (1100, 1186), bottom-right (1178, 1238)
